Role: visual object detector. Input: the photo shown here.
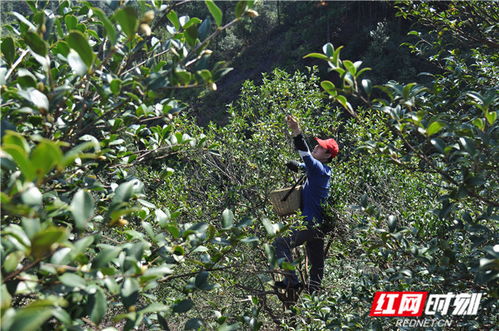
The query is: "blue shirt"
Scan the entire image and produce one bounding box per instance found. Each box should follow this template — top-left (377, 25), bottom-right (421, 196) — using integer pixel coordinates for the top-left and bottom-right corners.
top-left (299, 154), bottom-right (331, 225)
top-left (292, 134), bottom-right (331, 225)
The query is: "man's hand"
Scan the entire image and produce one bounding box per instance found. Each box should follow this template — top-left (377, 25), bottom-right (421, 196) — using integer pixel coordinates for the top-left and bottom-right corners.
top-left (286, 160), bottom-right (302, 172)
top-left (286, 115), bottom-right (301, 136)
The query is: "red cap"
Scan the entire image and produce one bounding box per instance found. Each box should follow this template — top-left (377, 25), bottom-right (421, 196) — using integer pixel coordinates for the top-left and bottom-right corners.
top-left (315, 137), bottom-right (339, 158)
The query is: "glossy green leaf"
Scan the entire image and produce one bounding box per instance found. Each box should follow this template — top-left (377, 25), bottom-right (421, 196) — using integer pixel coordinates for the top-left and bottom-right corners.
top-left (30, 140), bottom-right (63, 179)
top-left (205, 0), bottom-right (223, 27)
top-left (71, 190), bottom-right (95, 230)
top-left (110, 79), bottom-right (121, 95)
top-left (92, 247), bottom-right (122, 269)
top-left (3, 144), bottom-right (35, 181)
top-left (140, 303), bottom-right (169, 314)
top-left (485, 111), bottom-right (497, 125)
top-left (3, 251), bottom-right (25, 273)
top-left (322, 42), bottom-right (334, 56)
top-left (121, 278), bottom-right (139, 307)
top-left (30, 227), bottom-right (66, 259)
top-left (93, 8), bottom-right (117, 45)
top-left (222, 208), bottom-right (233, 229)
top-left (155, 209), bottom-right (170, 228)
top-left (195, 271), bottom-right (209, 289)
top-left (320, 80), bottom-right (336, 96)
top-left (21, 186), bottom-right (42, 206)
top-left (343, 60), bottom-right (356, 75)
top-left (7, 307), bottom-right (53, 331)
top-left (64, 15), bottom-right (77, 30)
top-left (59, 273), bottom-right (86, 288)
top-left (427, 121), bottom-right (445, 136)
top-left (362, 79), bottom-right (372, 97)
top-left (303, 52), bottom-right (329, 61)
top-left (166, 10), bottom-right (180, 30)
top-left (11, 11), bottom-right (36, 31)
top-left (115, 7), bottom-right (138, 39)
top-left (28, 88), bottom-right (49, 111)
top-left (261, 218), bottom-right (276, 236)
top-left (1, 37), bottom-right (16, 66)
top-left (112, 179), bottom-right (144, 204)
top-left (88, 287), bottom-right (107, 324)
top-left (66, 31), bottom-right (94, 67)
top-left (23, 31), bottom-right (47, 56)
top-left (235, 1), bottom-right (248, 18)
top-left (67, 49), bottom-right (87, 75)
top-left (185, 318), bottom-right (204, 330)
top-left (172, 299), bottom-right (194, 313)
top-left (1, 285), bottom-right (12, 310)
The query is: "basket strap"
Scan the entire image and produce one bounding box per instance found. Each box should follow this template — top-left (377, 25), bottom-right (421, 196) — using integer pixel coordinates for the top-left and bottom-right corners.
top-left (281, 174), bottom-right (306, 202)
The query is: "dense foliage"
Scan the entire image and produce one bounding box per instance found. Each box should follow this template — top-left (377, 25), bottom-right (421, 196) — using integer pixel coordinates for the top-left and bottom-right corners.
top-left (1, 1), bottom-right (497, 330)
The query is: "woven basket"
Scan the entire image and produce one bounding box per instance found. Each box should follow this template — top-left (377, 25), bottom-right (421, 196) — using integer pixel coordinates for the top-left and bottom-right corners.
top-left (269, 185), bottom-right (302, 216)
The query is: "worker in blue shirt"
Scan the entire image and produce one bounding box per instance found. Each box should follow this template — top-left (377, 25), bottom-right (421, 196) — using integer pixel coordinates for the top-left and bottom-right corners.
top-left (274, 115), bottom-right (339, 293)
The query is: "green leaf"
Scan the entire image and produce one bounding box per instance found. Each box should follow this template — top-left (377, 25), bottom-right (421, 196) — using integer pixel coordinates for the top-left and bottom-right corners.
top-left (1, 37), bottom-right (16, 66)
top-left (320, 80), bottom-right (336, 96)
top-left (23, 31), bottom-right (47, 56)
top-left (387, 215), bottom-right (397, 232)
top-left (1, 284), bottom-right (12, 310)
top-left (2, 144), bottom-right (35, 181)
top-left (66, 31), bottom-right (94, 67)
top-left (427, 121), bottom-right (445, 136)
top-left (67, 49), bottom-right (88, 75)
top-left (165, 223), bottom-right (180, 239)
top-left (336, 95), bottom-right (354, 114)
top-left (472, 118), bottom-right (485, 131)
top-left (121, 278), bottom-right (139, 308)
top-left (64, 15), bottom-right (77, 30)
top-left (3, 251), bottom-right (25, 273)
top-left (28, 88), bottom-right (49, 111)
top-left (261, 218), bottom-right (276, 236)
top-left (11, 12), bottom-right (36, 31)
top-left (7, 307), bottom-right (53, 331)
top-left (167, 10), bottom-right (181, 30)
top-left (342, 60), bottom-right (356, 75)
top-left (303, 52), bottom-right (329, 61)
top-left (173, 299), bottom-right (194, 313)
top-left (21, 186), bottom-right (42, 206)
top-left (235, 1), bottom-right (248, 18)
top-left (155, 209), bottom-right (170, 228)
top-left (93, 8), bottom-right (117, 45)
top-left (205, 0), bottom-right (223, 27)
top-left (361, 79), bottom-right (372, 97)
top-left (185, 318), bottom-right (204, 330)
top-left (112, 179), bottom-right (144, 204)
top-left (59, 273), bottom-right (86, 288)
top-left (322, 42), bottom-right (334, 56)
top-left (485, 111), bottom-right (497, 125)
top-left (430, 138), bottom-right (445, 153)
top-left (71, 190), bottom-right (95, 230)
top-left (3, 131), bottom-right (30, 153)
top-left (140, 303), bottom-right (169, 314)
top-left (110, 79), bottom-right (121, 95)
top-left (195, 271), bottom-right (209, 289)
top-left (115, 7), bottom-right (138, 40)
top-left (222, 209), bottom-right (233, 229)
top-left (88, 287), bottom-right (107, 324)
top-left (30, 140), bottom-right (63, 180)
top-left (92, 247), bottom-right (122, 269)
top-left (30, 227), bottom-right (66, 259)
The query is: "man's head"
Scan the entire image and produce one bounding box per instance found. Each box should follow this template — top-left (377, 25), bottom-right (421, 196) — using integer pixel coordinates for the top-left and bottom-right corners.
top-left (312, 138), bottom-right (339, 163)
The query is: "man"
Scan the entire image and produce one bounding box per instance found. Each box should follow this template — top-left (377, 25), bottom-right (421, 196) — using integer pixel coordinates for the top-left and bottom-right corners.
top-left (274, 115), bottom-right (339, 293)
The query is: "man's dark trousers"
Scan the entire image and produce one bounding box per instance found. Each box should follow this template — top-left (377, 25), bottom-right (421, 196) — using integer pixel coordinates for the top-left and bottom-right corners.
top-left (274, 228), bottom-right (324, 293)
